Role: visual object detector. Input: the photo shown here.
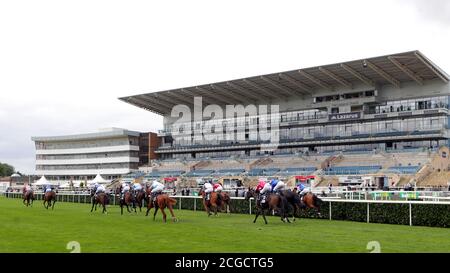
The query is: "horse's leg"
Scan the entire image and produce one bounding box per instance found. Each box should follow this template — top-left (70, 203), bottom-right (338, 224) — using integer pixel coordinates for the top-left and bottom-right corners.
top-left (120, 203), bottom-right (124, 215)
top-left (23, 198), bottom-right (26, 206)
top-left (52, 199), bottom-right (56, 210)
top-left (293, 204), bottom-right (300, 222)
top-left (212, 203), bottom-right (218, 216)
top-left (160, 207), bottom-right (167, 223)
top-left (204, 201), bottom-right (211, 216)
top-left (91, 199), bottom-right (96, 212)
top-left (103, 202), bottom-right (107, 214)
top-left (316, 206), bottom-right (322, 217)
top-left (153, 206), bottom-right (159, 221)
top-left (282, 202), bottom-right (290, 223)
top-left (145, 204), bottom-right (151, 216)
top-left (43, 200), bottom-right (47, 209)
top-left (167, 204), bottom-right (178, 222)
top-left (253, 207), bottom-right (260, 223)
top-left (262, 208), bottom-right (268, 224)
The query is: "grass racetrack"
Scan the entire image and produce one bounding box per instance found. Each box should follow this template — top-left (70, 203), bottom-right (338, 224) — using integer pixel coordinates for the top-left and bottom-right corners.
top-left (1, 197), bottom-right (449, 253)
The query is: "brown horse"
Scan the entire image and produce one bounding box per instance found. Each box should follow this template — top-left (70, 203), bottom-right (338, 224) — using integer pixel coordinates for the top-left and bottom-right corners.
top-left (22, 190), bottom-right (35, 207)
top-left (90, 189), bottom-right (108, 214)
top-left (245, 188), bottom-right (290, 224)
top-left (199, 189), bottom-right (223, 217)
top-left (280, 190), bottom-right (302, 222)
top-left (220, 192), bottom-right (231, 213)
top-left (43, 191), bottom-right (56, 210)
top-left (134, 190), bottom-right (146, 212)
top-left (299, 192), bottom-right (322, 217)
top-left (145, 192), bottom-right (178, 223)
top-left (119, 191), bottom-right (136, 215)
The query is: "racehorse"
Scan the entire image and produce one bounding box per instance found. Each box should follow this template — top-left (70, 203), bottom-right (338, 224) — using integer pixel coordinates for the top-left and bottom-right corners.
top-left (90, 189), bottom-right (109, 214)
top-left (43, 191), bottom-right (56, 210)
top-left (220, 191), bottom-right (231, 213)
top-left (198, 188), bottom-right (224, 217)
top-left (245, 188), bottom-right (290, 224)
top-left (299, 192), bottom-right (322, 217)
top-left (279, 190), bottom-right (302, 222)
top-left (22, 189), bottom-right (35, 207)
top-left (145, 188), bottom-right (178, 222)
top-left (134, 189), bottom-right (146, 212)
top-left (119, 191), bottom-right (136, 215)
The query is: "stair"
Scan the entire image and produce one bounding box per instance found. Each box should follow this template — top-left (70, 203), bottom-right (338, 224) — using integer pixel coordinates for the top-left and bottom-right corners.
top-left (190, 160), bottom-right (211, 171)
top-left (249, 157), bottom-right (273, 170)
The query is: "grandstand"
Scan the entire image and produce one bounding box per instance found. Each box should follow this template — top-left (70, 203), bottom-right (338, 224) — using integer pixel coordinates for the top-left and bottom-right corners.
top-left (117, 51), bottom-right (450, 189)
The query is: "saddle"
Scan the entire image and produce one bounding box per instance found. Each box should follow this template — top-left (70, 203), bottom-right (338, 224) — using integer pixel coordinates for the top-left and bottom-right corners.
top-left (259, 193), bottom-right (268, 204)
top-left (152, 192), bottom-right (161, 207)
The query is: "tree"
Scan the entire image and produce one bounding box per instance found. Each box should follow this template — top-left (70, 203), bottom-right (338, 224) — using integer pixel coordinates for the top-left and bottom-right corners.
top-left (0, 163), bottom-right (15, 177)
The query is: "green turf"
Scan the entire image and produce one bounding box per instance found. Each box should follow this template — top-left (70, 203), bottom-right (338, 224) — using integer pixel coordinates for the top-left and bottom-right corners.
top-left (0, 196), bottom-right (449, 253)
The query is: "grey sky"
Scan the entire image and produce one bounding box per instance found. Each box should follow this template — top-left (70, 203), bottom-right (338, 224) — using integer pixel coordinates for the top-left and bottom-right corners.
top-left (401, 0), bottom-right (450, 25)
top-left (0, 0), bottom-right (449, 174)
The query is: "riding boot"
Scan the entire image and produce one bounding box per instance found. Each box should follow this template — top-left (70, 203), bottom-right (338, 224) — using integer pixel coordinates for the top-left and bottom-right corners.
top-left (151, 193), bottom-right (157, 207)
top-left (217, 193), bottom-right (222, 202)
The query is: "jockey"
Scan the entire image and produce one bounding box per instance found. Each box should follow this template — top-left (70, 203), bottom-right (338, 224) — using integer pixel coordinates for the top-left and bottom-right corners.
top-left (44, 184), bottom-right (52, 193)
top-left (213, 182), bottom-right (223, 192)
top-left (273, 178), bottom-right (286, 193)
top-left (121, 182), bottom-right (130, 200)
top-left (133, 182), bottom-right (143, 193)
top-left (203, 180), bottom-right (214, 201)
top-left (271, 179), bottom-right (286, 194)
top-left (255, 179), bottom-right (266, 193)
top-left (259, 179), bottom-right (272, 204)
top-left (149, 180), bottom-right (165, 204)
top-left (297, 183), bottom-right (311, 200)
top-left (213, 182), bottom-right (223, 202)
top-left (95, 184), bottom-right (105, 195)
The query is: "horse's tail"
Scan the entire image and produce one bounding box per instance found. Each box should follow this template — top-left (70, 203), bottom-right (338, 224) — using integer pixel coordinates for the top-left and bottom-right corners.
top-left (167, 197), bottom-right (177, 206)
top-left (313, 194), bottom-right (322, 207)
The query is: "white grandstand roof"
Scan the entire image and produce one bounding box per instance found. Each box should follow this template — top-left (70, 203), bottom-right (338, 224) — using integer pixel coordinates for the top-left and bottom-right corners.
top-left (31, 127), bottom-right (141, 142)
top-left (119, 50), bottom-right (449, 116)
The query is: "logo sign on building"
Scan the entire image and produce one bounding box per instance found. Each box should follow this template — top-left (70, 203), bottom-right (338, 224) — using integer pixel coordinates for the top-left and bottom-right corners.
top-left (329, 112), bottom-right (361, 122)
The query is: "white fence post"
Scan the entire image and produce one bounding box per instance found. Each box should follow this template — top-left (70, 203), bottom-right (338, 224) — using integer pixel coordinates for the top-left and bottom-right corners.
top-left (409, 203), bottom-right (412, 226)
top-left (367, 202), bottom-right (370, 223)
top-left (329, 201), bottom-right (332, 221)
top-left (179, 197), bottom-right (181, 210)
top-left (249, 199), bottom-right (252, 215)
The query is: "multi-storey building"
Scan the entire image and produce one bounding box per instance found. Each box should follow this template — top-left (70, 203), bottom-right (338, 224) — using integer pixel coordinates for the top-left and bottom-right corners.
top-left (32, 128), bottom-right (141, 182)
top-left (120, 51), bottom-right (449, 161)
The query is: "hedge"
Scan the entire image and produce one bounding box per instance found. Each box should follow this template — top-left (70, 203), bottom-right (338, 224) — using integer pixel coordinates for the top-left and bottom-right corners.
top-left (4, 193), bottom-right (449, 228)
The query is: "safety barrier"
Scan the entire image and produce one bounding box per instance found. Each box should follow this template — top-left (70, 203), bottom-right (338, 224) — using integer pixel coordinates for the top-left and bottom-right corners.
top-left (2, 192), bottom-right (449, 228)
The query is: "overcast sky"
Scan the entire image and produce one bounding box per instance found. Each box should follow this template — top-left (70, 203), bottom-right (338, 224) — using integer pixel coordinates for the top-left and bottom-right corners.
top-left (0, 0), bottom-right (449, 174)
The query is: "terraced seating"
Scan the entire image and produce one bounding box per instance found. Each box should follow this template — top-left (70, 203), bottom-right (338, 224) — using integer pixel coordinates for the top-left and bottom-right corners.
top-left (324, 165), bottom-right (382, 175)
top-left (247, 168), bottom-right (281, 176)
top-left (386, 166), bottom-right (421, 174)
top-left (145, 170), bottom-right (185, 178)
top-left (212, 169), bottom-right (245, 176)
top-left (185, 170), bottom-right (215, 177)
top-left (278, 167), bottom-right (317, 175)
top-left (123, 171), bottom-right (146, 179)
